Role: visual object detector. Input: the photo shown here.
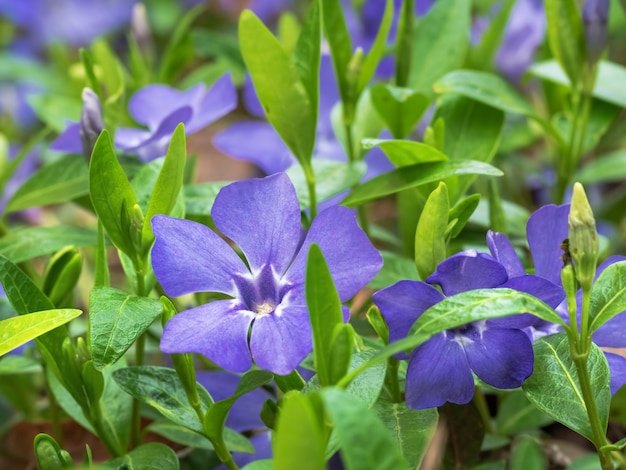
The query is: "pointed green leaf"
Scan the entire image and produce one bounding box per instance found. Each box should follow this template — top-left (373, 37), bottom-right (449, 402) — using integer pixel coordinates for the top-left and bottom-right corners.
top-left (408, 0), bottom-right (470, 97)
top-left (362, 139), bottom-right (447, 167)
top-left (274, 393), bottom-right (326, 470)
top-left (0, 226), bottom-right (97, 263)
top-left (89, 286), bottom-right (163, 370)
top-left (0, 309), bottom-right (81, 356)
top-left (112, 365), bottom-right (213, 433)
top-left (342, 160), bottom-right (502, 207)
top-left (495, 390), bottom-right (553, 436)
top-left (306, 243), bottom-right (345, 387)
top-left (414, 182), bottom-right (449, 280)
top-left (141, 124), bottom-right (186, 250)
top-left (89, 130), bottom-right (138, 258)
top-left (545, 0), bottom-right (585, 86)
top-left (146, 420), bottom-right (254, 453)
top-left (292, 0), bottom-right (321, 120)
top-left (577, 149), bottom-right (626, 184)
top-left (184, 181), bottom-right (229, 215)
top-left (98, 442), bottom-right (179, 470)
top-left (370, 85), bottom-right (429, 139)
top-left (522, 333), bottom-right (610, 442)
top-left (372, 399), bottom-right (438, 470)
top-left (327, 324), bottom-right (354, 385)
top-left (589, 261), bottom-right (626, 333)
top-left (6, 155), bottom-right (89, 213)
top-left (447, 193), bottom-right (481, 239)
top-left (466, 0), bottom-right (515, 69)
top-left (239, 10), bottom-right (315, 163)
top-left (322, 387), bottom-right (406, 470)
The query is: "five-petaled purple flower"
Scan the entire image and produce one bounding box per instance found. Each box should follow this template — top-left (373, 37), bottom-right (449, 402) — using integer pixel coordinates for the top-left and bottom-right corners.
top-left (52, 74), bottom-right (237, 162)
top-left (151, 173), bottom-right (382, 375)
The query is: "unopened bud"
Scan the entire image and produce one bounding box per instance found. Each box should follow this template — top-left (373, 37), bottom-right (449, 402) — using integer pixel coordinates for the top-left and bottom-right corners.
top-left (582, 0), bottom-right (609, 65)
top-left (568, 183), bottom-right (598, 291)
top-left (131, 3), bottom-right (154, 58)
top-left (79, 88), bottom-right (104, 159)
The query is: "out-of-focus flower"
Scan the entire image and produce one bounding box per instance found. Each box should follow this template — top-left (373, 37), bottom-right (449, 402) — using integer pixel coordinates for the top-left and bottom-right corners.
top-left (152, 173), bottom-right (382, 375)
top-left (51, 74), bottom-right (237, 161)
top-left (582, 0), bottom-right (609, 64)
top-left (79, 88), bottom-right (104, 158)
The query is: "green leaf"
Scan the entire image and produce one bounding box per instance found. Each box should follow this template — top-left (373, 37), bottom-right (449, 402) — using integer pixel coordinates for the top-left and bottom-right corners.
top-left (141, 124), bottom-right (186, 251)
top-left (112, 365), bottom-right (213, 433)
top-left (545, 0), bottom-right (585, 86)
top-left (239, 10), bottom-right (315, 163)
top-left (394, 0), bottom-right (414, 87)
top-left (327, 323), bottom-right (354, 386)
top-left (372, 398), bottom-right (438, 469)
top-left (342, 160), bottom-right (502, 207)
top-left (466, 0), bottom-right (515, 70)
top-left (292, 0), bottom-right (321, 121)
top-left (414, 182), bottom-right (449, 280)
top-left (407, 0), bottom-right (470, 97)
top-left (184, 181), bottom-right (229, 215)
top-left (576, 149), bottom-right (626, 184)
top-left (370, 84), bottom-right (429, 139)
top-left (5, 155), bottom-right (89, 213)
top-left (286, 159), bottom-right (366, 209)
top-left (322, 387), bottom-right (406, 470)
top-left (369, 250), bottom-right (420, 290)
top-left (242, 461), bottom-right (273, 470)
top-left (530, 60), bottom-right (626, 108)
top-left (95, 221), bottom-right (110, 287)
top-left (34, 434), bottom-right (74, 470)
top-left (447, 193), bottom-right (481, 239)
top-left (0, 309), bottom-right (81, 356)
top-left (89, 286), bottom-right (163, 370)
top-left (356, 0), bottom-right (394, 96)
top-left (0, 355), bottom-right (41, 375)
top-left (0, 226), bottom-right (97, 263)
top-left (98, 442), bottom-right (179, 470)
top-left (306, 243), bottom-right (345, 387)
top-left (495, 390), bottom-right (553, 436)
top-left (89, 130), bottom-right (138, 258)
top-left (362, 138), bottom-right (447, 167)
top-left (146, 420), bottom-right (255, 453)
top-left (522, 333), bottom-right (610, 442)
top-left (274, 393), bottom-right (326, 470)
top-left (28, 94), bottom-right (81, 132)
top-left (589, 261), bottom-right (626, 333)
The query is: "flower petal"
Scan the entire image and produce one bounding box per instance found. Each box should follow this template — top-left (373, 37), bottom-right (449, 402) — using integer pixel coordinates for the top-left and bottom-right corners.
top-left (151, 214), bottom-right (248, 297)
top-left (189, 74), bottom-right (237, 134)
top-left (161, 300), bottom-right (254, 373)
top-left (242, 74), bottom-right (265, 119)
top-left (50, 122), bottom-right (82, 153)
top-left (501, 275), bottom-right (565, 308)
top-left (212, 173), bottom-right (301, 275)
top-left (213, 121), bottom-right (295, 174)
top-left (527, 203), bottom-right (569, 285)
top-left (286, 205), bottom-right (383, 300)
top-left (427, 251), bottom-right (508, 296)
top-left (465, 328), bottom-right (533, 389)
top-left (487, 231), bottom-right (525, 278)
top-left (372, 280), bottom-right (444, 359)
top-left (128, 84), bottom-right (189, 129)
top-left (605, 352), bottom-right (626, 395)
top-left (249, 291), bottom-right (312, 375)
top-left (405, 334), bottom-right (474, 409)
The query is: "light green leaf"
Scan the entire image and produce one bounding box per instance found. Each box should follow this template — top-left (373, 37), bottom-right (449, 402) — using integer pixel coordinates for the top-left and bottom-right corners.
top-left (408, 0), bottom-right (470, 97)
top-left (0, 226), bottom-right (97, 263)
top-left (341, 160), bottom-right (502, 207)
top-left (372, 398), bottom-right (438, 469)
top-left (414, 182), bottom-right (449, 280)
top-left (112, 365), bottom-right (213, 433)
top-left (141, 124), bottom-right (186, 251)
top-left (6, 155), bottom-right (89, 213)
top-left (589, 261), bottom-right (626, 333)
top-left (89, 130), bottom-right (138, 258)
top-left (239, 10), bottom-right (315, 163)
top-left (98, 443), bottom-right (179, 470)
top-left (146, 420), bottom-right (255, 453)
top-left (447, 193), bottom-right (481, 239)
top-left (495, 390), bottom-right (553, 436)
top-left (370, 84), bottom-right (429, 139)
top-left (545, 0), bottom-right (585, 86)
top-left (0, 309), bottom-right (81, 356)
top-left (292, 0), bottom-right (321, 121)
top-left (522, 333), bottom-right (610, 442)
top-left (369, 250), bottom-right (420, 290)
top-left (89, 286), bottom-right (163, 370)
top-left (28, 95), bottom-right (81, 132)
top-left (184, 181), bottom-right (229, 215)
top-left (322, 387), bottom-right (406, 470)
top-left (306, 243), bottom-right (345, 387)
top-left (576, 149), bottom-right (626, 184)
top-left (510, 435), bottom-right (548, 470)
top-left (362, 138), bottom-right (447, 167)
top-left (466, 0), bottom-right (515, 70)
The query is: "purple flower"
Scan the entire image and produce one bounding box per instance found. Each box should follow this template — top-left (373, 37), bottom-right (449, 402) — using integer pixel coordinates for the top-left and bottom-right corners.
top-left (51, 74), bottom-right (237, 162)
top-left (582, 0), bottom-right (609, 63)
top-left (152, 173), bottom-right (382, 375)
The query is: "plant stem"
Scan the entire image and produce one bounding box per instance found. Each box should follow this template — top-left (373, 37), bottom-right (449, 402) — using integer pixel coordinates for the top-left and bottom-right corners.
top-left (303, 163), bottom-right (317, 221)
top-left (385, 357), bottom-right (401, 403)
top-left (130, 332), bottom-right (146, 449)
top-left (472, 388), bottom-right (493, 434)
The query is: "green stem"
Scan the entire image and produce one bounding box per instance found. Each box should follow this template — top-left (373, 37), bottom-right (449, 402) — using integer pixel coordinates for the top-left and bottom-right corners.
top-left (472, 387), bottom-right (493, 434)
top-left (43, 372), bottom-right (64, 448)
top-left (130, 333), bottom-right (146, 449)
top-left (385, 357), bottom-right (401, 403)
top-left (303, 163), bottom-right (317, 221)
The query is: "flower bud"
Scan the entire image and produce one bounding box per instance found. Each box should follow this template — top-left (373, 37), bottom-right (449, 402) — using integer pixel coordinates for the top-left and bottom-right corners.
top-left (131, 3), bottom-right (154, 59)
top-left (79, 88), bottom-right (104, 159)
top-left (42, 246), bottom-right (83, 307)
top-left (568, 182), bottom-right (598, 291)
top-left (582, 0), bottom-right (609, 65)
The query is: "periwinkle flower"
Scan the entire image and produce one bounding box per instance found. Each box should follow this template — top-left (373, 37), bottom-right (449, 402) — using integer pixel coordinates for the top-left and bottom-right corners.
top-left (582, 0), bottom-right (609, 64)
top-left (52, 74), bottom-right (237, 162)
top-left (79, 88), bottom-right (104, 159)
top-left (152, 173), bottom-right (382, 375)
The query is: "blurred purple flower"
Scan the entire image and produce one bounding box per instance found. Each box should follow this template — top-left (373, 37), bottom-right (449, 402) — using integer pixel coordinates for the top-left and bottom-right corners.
top-left (1, 146), bottom-right (40, 219)
top-left (0, 0), bottom-right (134, 49)
top-left (52, 74), bottom-right (237, 161)
top-left (582, 0), bottom-right (609, 63)
top-left (213, 57), bottom-right (392, 179)
top-left (197, 371), bottom-right (273, 468)
top-left (152, 173), bottom-right (382, 375)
